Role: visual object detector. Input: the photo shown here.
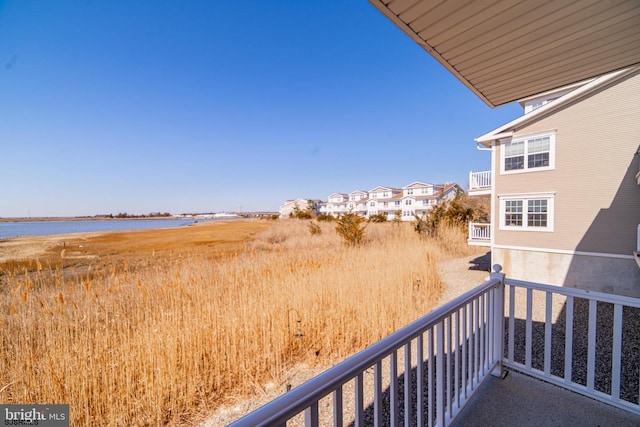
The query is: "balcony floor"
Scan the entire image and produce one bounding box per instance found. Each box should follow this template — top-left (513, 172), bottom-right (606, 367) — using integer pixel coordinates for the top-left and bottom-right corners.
top-left (454, 369), bottom-right (640, 426)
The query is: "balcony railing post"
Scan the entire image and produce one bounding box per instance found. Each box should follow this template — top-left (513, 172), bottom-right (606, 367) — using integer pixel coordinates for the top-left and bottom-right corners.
top-left (490, 264), bottom-right (506, 378)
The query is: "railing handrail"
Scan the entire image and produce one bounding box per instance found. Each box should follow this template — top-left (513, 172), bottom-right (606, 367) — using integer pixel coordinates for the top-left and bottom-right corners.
top-left (229, 276), bottom-right (502, 427)
top-left (504, 278), bottom-right (640, 308)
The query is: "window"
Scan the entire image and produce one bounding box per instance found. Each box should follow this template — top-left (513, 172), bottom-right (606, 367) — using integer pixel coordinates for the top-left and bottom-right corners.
top-left (405, 199), bottom-right (412, 205)
top-left (524, 99), bottom-right (544, 114)
top-left (383, 202), bottom-right (388, 207)
top-left (500, 193), bottom-right (554, 231)
top-left (369, 201), bottom-right (375, 207)
top-left (407, 189), bottom-right (414, 195)
top-left (527, 199), bottom-right (547, 227)
top-left (394, 201), bottom-right (401, 206)
top-left (504, 200), bottom-right (522, 226)
top-left (502, 133), bottom-right (554, 174)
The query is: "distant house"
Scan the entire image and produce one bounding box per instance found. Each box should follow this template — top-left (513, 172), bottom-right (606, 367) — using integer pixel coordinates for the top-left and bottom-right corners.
top-left (366, 186), bottom-right (401, 218)
top-left (315, 181), bottom-right (462, 221)
top-left (279, 198), bottom-right (317, 219)
top-left (402, 182), bottom-right (461, 219)
top-left (468, 67), bottom-right (640, 297)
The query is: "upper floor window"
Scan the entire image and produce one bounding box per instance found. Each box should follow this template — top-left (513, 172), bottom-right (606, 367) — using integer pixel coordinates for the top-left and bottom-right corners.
top-left (394, 201), bottom-right (401, 206)
top-left (524, 99), bottom-right (544, 114)
top-left (405, 199), bottom-right (412, 205)
top-left (369, 201), bottom-right (375, 207)
top-left (501, 133), bottom-right (555, 174)
top-left (407, 189), bottom-right (414, 195)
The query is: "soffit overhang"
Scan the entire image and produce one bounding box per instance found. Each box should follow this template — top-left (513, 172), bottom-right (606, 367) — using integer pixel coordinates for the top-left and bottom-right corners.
top-left (369, 0), bottom-right (640, 107)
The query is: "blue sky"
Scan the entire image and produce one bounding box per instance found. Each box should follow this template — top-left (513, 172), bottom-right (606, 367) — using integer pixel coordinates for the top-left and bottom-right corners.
top-left (0, 1), bottom-right (521, 217)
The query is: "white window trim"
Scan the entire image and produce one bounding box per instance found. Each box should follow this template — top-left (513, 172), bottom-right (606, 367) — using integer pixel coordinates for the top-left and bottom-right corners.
top-left (499, 192), bottom-right (555, 232)
top-left (500, 131), bottom-right (556, 175)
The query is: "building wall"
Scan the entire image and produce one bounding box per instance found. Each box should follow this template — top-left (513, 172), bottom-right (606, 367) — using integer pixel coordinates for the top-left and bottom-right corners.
top-left (491, 70), bottom-right (640, 294)
top-left (493, 248), bottom-right (640, 298)
top-left (494, 70), bottom-right (640, 255)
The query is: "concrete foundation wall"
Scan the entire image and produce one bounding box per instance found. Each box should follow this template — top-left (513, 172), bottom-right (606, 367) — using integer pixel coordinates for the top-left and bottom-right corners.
top-left (493, 247), bottom-right (640, 298)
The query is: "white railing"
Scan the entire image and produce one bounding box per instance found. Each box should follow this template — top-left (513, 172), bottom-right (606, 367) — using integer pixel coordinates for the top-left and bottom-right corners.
top-left (230, 270), bottom-right (506, 427)
top-left (503, 278), bottom-right (640, 415)
top-left (468, 223), bottom-right (491, 241)
top-left (229, 268), bottom-right (640, 426)
top-left (469, 171), bottom-right (491, 190)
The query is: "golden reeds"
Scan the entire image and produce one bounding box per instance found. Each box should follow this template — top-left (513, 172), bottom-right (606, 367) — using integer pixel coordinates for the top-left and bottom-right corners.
top-left (0, 220), bottom-right (474, 426)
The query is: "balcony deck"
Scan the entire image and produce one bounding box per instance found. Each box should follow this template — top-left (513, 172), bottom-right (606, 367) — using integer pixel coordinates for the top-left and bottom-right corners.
top-left (455, 369), bottom-right (639, 427)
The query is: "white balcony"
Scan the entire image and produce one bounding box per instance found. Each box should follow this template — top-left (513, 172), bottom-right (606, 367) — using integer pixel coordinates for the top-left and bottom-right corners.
top-left (469, 171), bottom-right (491, 196)
top-left (468, 222), bottom-right (491, 246)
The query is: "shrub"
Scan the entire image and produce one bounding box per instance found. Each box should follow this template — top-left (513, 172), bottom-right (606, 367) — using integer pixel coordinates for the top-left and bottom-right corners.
top-left (291, 203), bottom-right (314, 220)
top-left (295, 210), bottom-right (312, 220)
top-left (308, 221), bottom-right (322, 235)
top-left (368, 213), bottom-right (387, 223)
top-left (414, 213), bottom-right (435, 239)
top-left (335, 213), bottom-right (367, 246)
top-left (316, 213), bottom-right (334, 222)
top-left (414, 195), bottom-right (484, 238)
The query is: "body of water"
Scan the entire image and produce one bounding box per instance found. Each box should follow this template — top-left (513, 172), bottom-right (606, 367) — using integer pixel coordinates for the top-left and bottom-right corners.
top-left (0, 218), bottom-right (229, 239)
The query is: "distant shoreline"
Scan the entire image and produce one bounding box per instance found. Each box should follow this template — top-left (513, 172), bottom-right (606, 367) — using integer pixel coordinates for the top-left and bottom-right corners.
top-left (0, 212), bottom-right (277, 223)
top-left (0, 216), bottom-right (175, 223)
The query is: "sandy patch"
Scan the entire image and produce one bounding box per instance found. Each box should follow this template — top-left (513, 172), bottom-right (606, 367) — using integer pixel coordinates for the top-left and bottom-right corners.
top-left (0, 232), bottom-right (104, 263)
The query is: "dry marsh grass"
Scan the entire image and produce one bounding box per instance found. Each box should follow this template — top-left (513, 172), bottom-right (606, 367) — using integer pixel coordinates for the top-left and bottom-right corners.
top-left (1, 219), bottom-right (477, 426)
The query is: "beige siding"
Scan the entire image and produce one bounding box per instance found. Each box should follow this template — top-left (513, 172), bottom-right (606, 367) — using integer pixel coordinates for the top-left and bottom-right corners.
top-left (494, 70), bottom-right (640, 255)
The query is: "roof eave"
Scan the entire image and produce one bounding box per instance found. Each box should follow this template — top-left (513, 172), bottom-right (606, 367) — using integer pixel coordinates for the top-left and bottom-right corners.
top-left (368, 0), bottom-right (496, 108)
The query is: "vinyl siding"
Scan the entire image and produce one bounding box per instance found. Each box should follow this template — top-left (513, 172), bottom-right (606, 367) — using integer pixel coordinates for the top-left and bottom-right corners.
top-left (493, 70), bottom-right (640, 256)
